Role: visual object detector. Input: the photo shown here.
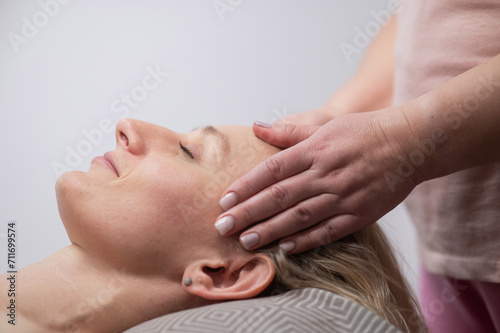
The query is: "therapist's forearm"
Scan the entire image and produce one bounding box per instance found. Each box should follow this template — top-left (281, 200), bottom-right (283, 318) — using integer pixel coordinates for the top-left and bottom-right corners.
top-left (385, 54), bottom-right (500, 183)
top-left (326, 17), bottom-right (397, 117)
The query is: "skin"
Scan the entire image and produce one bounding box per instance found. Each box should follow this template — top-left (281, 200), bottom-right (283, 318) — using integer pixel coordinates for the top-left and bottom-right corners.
top-left (217, 23), bottom-right (500, 253)
top-left (0, 119), bottom-right (278, 333)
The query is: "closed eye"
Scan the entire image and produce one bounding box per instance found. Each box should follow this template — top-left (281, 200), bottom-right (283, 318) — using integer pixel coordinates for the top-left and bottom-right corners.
top-left (179, 141), bottom-right (195, 159)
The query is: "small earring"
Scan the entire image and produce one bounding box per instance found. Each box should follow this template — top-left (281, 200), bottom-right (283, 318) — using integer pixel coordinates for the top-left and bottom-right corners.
top-left (183, 277), bottom-right (192, 286)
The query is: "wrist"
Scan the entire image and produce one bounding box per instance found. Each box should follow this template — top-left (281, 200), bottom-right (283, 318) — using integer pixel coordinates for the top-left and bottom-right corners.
top-left (372, 105), bottom-right (437, 187)
top-left (383, 98), bottom-right (454, 185)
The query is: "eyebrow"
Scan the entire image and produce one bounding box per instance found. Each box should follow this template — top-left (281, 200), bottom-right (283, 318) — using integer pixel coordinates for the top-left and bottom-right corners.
top-left (192, 125), bottom-right (230, 157)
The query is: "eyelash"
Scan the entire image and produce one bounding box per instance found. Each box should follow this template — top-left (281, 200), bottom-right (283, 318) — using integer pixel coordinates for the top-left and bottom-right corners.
top-left (179, 141), bottom-right (195, 159)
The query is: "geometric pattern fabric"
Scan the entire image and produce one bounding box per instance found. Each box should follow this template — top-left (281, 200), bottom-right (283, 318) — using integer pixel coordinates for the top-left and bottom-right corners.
top-left (125, 288), bottom-right (401, 333)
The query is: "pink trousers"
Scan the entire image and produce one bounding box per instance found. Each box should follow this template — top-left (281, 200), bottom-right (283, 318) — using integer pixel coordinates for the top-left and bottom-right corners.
top-left (419, 265), bottom-right (500, 333)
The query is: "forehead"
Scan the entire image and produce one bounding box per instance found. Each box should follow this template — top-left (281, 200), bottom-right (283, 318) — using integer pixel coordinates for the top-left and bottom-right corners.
top-left (215, 124), bottom-right (279, 173)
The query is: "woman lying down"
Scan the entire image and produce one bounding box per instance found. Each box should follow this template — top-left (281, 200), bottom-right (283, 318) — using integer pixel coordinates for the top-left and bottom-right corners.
top-left (0, 119), bottom-right (425, 333)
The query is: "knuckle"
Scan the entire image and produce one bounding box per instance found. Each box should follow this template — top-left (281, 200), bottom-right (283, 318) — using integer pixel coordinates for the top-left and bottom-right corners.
top-left (288, 124), bottom-right (302, 139)
top-left (238, 177), bottom-right (251, 192)
top-left (236, 175), bottom-right (253, 195)
top-left (261, 222), bottom-right (280, 242)
top-left (264, 156), bottom-right (284, 181)
top-left (302, 232), bottom-right (319, 252)
top-left (292, 206), bottom-right (312, 228)
top-left (320, 222), bottom-right (338, 245)
top-left (269, 184), bottom-right (289, 209)
top-left (237, 204), bottom-right (253, 225)
top-left (284, 124), bottom-right (295, 135)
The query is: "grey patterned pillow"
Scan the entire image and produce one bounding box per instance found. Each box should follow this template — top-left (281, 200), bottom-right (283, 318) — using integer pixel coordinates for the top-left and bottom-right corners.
top-left (124, 288), bottom-right (401, 333)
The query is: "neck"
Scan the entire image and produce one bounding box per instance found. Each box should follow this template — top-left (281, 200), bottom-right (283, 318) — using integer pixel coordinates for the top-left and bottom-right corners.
top-left (1, 244), bottom-right (201, 332)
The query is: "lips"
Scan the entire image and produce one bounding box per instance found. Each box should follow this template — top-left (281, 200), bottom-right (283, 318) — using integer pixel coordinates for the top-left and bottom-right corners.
top-left (92, 152), bottom-right (119, 176)
top-left (104, 152), bottom-right (119, 176)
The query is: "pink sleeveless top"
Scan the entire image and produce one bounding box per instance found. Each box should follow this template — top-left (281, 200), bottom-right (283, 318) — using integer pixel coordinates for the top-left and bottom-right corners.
top-left (393, 0), bottom-right (500, 282)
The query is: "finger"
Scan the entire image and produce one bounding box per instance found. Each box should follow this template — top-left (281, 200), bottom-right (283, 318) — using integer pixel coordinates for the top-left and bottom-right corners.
top-left (252, 122), bottom-right (320, 148)
top-left (273, 114), bottom-right (298, 125)
top-left (237, 193), bottom-right (341, 250)
top-left (279, 214), bottom-right (362, 254)
top-left (217, 169), bottom-right (319, 235)
top-left (219, 143), bottom-right (312, 211)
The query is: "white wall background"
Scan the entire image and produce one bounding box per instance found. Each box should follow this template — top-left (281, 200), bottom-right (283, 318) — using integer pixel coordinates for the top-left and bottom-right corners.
top-left (0, 0), bottom-right (419, 294)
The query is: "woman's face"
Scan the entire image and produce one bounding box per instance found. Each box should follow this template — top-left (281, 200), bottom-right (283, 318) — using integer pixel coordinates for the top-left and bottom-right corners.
top-left (56, 118), bottom-right (278, 274)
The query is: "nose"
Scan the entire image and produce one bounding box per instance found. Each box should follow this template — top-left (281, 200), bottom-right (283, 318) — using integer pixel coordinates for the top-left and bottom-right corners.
top-left (115, 118), bottom-right (182, 156)
top-left (115, 118), bottom-right (147, 155)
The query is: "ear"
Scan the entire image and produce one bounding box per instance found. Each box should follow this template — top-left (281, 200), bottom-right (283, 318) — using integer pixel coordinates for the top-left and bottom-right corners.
top-left (182, 254), bottom-right (275, 301)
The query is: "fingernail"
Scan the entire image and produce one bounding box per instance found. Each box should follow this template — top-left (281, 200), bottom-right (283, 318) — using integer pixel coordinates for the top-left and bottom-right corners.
top-left (240, 233), bottom-right (260, 249)
top-left (254, 121), bottom-right (272, 128)
top-left (214, 216), bottom-right (235, 236)
top-left (219, 192), bottom-right (238, 211)
top-left (279, 241), bottom-right (295, 253)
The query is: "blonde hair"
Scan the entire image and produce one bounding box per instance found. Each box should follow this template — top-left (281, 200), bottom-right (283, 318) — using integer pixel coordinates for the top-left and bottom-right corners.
top-left (257, 223), bottom-right (426, 333)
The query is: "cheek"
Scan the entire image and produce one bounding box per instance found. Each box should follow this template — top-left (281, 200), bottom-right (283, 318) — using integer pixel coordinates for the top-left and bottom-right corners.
top-left (102, 172), bottom-right (225, 269)
top-left (105, 165), bottom-right (219, 240)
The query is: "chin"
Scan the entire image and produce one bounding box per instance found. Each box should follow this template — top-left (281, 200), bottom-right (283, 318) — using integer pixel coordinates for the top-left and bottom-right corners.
top-left (56, 170), bottom-right (88, 203)
top-left (55, 171), bottom-right (90, 237)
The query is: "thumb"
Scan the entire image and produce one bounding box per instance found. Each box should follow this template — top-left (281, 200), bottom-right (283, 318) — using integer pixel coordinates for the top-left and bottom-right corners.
top-left (252, 121), bottom-right (320, 148)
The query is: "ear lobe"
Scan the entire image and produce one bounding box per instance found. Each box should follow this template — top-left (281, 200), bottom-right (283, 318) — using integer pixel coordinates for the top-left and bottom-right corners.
top-left (183, 254), bottom-right (275, 301)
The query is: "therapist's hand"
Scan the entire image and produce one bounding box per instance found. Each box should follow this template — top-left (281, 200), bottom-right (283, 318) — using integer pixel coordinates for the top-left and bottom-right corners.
top-left (215, 109), bottom-right (420, 253)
